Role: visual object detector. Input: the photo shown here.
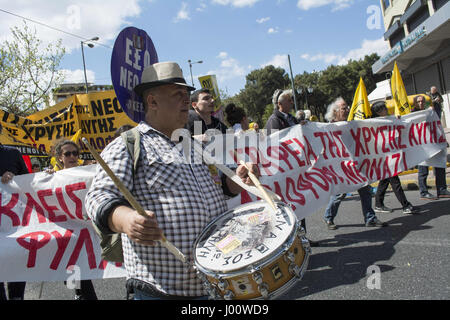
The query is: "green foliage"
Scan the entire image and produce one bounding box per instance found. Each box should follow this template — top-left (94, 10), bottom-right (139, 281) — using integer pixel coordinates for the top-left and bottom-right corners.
top-left (261, 104), bottom-right (274, 128)
top-left (234, 65), bottom-right (290, 125)
top-left (0, 21), bottom-right (66, 116)
top-left (224, 53), bottom-right (386, 123)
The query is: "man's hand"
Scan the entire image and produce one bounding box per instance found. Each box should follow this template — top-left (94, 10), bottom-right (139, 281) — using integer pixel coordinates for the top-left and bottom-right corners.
top-left (109, 206), bottom-right (163, 246)
top-left (236, 162), bottom-right (260, 185)
top-left (1, 171), bottom-right (14, 184)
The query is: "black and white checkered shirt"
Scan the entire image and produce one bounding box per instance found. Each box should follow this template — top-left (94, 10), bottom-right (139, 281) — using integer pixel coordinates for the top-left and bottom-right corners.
top-left (85, 122), bottom-right (228, 297)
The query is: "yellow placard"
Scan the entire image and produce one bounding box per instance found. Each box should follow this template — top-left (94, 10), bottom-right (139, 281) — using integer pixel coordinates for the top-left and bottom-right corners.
top-left (198, 74), bottom-right (222, 112)
top-left (0, 90), bottom-right (137, 157)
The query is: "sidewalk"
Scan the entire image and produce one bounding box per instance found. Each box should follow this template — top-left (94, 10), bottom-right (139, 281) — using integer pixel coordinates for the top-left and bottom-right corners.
top-left (373, 128), bottom-right (450, 191)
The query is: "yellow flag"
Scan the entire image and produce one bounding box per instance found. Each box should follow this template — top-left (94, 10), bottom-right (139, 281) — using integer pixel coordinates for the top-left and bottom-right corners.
top-left (347, 77), bottom-right (371, 121)
top-left (391, 61), bottom-right (411, 116)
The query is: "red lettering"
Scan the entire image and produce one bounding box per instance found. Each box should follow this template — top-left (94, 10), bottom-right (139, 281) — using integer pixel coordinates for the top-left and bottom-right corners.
top-left (369, 127), bottom-right (380, 154)
top-left (0, 193), bottom-right (20, 227)
top-left (387, 126), bottom-right (398, 150)
top-left (396, 125), bottom-right (406, 149)
top-left (341, 161), bottom-right (362, 184)
top-left (305, 170), bottom-right (330, 192)
top-left (332, 131), bottom-right (349, 157)
top-left (281, 139), bottom-right (305, 167)
top-left (314, 132), bottom-right (329, 160)
top-left (285, 177), bottom-right (305, 209)
top-left (409, 123), bottom-right (418, 146)
top-left (22, 193), bottom-right (47, 226)
top-left (50, 229), bottom-right (73, 270)
top-left (382, 156), bottom-right (392, 179)
top-left (55, 187), bottom-right (76, 219)
top-left (297, 173), bottom-right (319, 199)
top-left (380, 126), bottom-right (389, 153)
top-left (37, 189), bottom-right (67, 223)
top-left (67, 228), bottom-right (97, 269)
top-left (266, 146), bottom-right (286, 173)
top-left (16, 231), bottom-right (51, 268)
top-left (437, 121), bottom-right (446, 143)
top-left (65, 182), bottom-right (87, 220)
top-left (362, 127), bottom-right (372, 155)
top-left (350, 128), bottom-right (366, 157)
top-left (391, 152), bottom-right (401, 176)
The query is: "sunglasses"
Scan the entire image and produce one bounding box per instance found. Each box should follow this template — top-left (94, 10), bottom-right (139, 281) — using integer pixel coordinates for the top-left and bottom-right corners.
top-left (63, 151), bottom-right (79, 157)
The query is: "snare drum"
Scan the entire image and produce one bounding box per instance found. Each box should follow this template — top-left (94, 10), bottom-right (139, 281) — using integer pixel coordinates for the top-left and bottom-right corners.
top-left (193, 200), bottom-right (311, 300)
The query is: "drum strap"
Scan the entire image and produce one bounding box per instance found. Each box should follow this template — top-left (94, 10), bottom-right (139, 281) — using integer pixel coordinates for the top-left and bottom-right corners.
top-left (191, 138), bottom-right (281, 202)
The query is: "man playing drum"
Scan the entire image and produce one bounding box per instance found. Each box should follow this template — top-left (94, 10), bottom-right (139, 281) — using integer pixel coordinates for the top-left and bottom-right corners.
top-left (85, 61), bottom-right (258, 300)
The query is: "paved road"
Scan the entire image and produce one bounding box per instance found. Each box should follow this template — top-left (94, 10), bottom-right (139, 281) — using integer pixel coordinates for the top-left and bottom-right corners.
top-left (22, 189), bottom-right (449, 300)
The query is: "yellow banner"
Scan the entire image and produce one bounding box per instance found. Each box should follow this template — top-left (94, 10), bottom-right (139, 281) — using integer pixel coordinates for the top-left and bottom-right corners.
top-left (391, 62), bottom-right (411, 116)
top-left (348, 77), bottom-right (371, 120)
top-left (0, 90), bottom-right (137, 158)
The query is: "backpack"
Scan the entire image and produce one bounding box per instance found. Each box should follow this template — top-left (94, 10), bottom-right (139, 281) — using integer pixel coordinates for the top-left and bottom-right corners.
top-left (92, 127), bottom-right (141, 263)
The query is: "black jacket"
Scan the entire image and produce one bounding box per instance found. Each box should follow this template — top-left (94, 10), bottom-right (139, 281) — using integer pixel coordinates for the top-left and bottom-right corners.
top-left (265, 109), bottom-right (299, 132)
top-left (0, 145), bottom-right (29, 176)
top-left (186, 110), bottom-right (228, 135)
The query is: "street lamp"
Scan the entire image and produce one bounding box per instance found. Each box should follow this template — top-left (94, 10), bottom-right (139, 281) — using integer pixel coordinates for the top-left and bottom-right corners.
top-left (296, 86), bottom-right (313, 108)
top-left (188, 59), bottom-right (203, 86)
top-left (81, 37), bottom-right (99, 94)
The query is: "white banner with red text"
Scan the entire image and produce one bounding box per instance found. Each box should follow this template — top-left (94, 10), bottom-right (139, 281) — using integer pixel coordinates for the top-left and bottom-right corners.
top-left (0, 165), bottom-right (126, 282)
top-left (208, 109), bottom-right (447, 216)
top-left (0, 109), bottom-right (446, 282)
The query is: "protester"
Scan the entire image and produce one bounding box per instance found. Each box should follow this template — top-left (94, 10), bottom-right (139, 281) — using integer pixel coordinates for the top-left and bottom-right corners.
top-left (224, 103), bottom-right (249, 134)
top-left (412, 95), bottom-right (450, 200)
top-left (0, 124), bottom-right (29, 300)
top-left (51, 139), bottom-right (98, 300)
top-left (186, 88), bottom-right (227, 136)
top-left (295, 110), bottom-right (305, 122)
top-left (31, 159), bottom-right (41, 173)
top-left (248, 122), bottom-right (259, 131)
top-left (265, 89), bottom-right (299, 132)
top-left (428, 86), bottom-right (443, 119)
top-left (370, 101), bottom-right (417, 214)
top-left (85, 61), bottom-right (258, 299)
top-left (323, 97), bottom-right (388, 230)
top-left (265, 89), bottom-right (320, 246)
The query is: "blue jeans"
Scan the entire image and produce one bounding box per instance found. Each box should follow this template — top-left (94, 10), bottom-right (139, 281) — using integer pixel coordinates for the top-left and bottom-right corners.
top-left (324, 185), bottom-right (376, 223)
top-left (418, 165), bottom-right (447, 195)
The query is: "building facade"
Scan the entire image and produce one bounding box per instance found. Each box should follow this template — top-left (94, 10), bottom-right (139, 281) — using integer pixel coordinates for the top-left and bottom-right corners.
top-left (372, 0), bottom-right (450, 127)
top-left (50, 83), bottom-right (113, 105)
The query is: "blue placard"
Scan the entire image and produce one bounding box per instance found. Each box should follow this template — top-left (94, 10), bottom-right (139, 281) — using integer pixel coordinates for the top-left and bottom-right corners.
top-left (110, 27), bottom-right (158, 123)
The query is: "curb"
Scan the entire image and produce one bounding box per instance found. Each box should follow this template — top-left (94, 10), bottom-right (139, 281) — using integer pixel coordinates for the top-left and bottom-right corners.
top-left (371, 178), bottom-right (450, 191)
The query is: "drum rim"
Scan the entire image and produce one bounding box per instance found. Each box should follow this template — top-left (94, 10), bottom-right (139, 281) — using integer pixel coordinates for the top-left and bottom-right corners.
top-left (193, 201), bottom-right (300, 277)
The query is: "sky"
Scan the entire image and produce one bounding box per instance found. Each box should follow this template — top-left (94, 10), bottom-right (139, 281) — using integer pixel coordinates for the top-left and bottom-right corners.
top-left (0, 0), bottom-right (390, 97)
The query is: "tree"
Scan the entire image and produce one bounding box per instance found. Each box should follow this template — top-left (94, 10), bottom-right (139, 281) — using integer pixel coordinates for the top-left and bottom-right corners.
top-left (236, 65), bottom-right (290, 126)
top-left (0, 22), bottom-right (66, 116)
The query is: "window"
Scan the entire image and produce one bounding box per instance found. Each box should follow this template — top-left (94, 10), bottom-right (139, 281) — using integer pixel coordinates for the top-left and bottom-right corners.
top-left (383, 0), bottom-right (391, 10)
top-left (433, 0), bottom-right (449, 11)
top-left (389, 29), bottom-right (405, 47)
top-left (407, 6), bottom-right (430, 32)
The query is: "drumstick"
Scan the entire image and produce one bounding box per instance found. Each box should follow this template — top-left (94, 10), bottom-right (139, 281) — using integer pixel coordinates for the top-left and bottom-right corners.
top-left (81, 137), bottom-right (187, 264)
top-left (238, 160), bottom-right (278, 212)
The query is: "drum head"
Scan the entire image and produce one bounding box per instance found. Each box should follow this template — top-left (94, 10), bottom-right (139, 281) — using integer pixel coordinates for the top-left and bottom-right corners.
top-left (194, 201), bottom-right (296, 274)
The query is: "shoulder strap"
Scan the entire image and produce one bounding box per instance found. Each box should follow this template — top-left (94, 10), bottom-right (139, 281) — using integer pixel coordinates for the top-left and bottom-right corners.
top-left (121, 127), bottom-right (141, 173)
